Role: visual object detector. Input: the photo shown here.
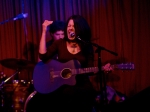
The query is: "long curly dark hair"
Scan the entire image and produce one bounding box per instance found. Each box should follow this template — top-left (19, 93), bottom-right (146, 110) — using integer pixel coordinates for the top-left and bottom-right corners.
top-left (64, 15), bottom-right (93, 55)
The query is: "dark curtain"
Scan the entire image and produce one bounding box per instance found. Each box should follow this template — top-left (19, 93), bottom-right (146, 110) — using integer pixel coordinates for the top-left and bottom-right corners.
top-left (0, 0), bottom-right (150, 98)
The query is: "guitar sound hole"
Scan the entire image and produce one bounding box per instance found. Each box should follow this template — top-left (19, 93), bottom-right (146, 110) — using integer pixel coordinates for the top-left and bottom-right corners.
top-left (61, 68), bottom-right (72, 79)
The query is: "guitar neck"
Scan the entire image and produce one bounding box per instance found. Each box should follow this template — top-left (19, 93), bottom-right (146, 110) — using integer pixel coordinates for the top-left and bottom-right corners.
top-left (71, 67), bottom-right (99, 75)
top-left (71, 63), bottom-right (134, 75)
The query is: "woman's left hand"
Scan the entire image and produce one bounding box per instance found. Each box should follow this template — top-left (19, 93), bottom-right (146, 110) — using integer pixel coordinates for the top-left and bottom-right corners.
top-left (102, 63), bottom-right (114, 73)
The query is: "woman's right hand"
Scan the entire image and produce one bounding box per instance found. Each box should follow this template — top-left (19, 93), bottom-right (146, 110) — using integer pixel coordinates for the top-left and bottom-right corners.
top-left (39, 20), bottom-right (53, 54)
top-left (42, 20), bottom-right (53, 32)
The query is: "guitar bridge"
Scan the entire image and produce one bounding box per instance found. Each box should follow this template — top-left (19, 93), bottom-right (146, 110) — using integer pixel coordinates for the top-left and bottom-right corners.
top-left (49, 69), bottom-right (59, 82)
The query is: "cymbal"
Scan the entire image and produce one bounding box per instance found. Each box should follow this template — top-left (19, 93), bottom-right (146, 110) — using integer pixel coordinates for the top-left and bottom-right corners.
top-left (0, 58), bottom-right (36, 70)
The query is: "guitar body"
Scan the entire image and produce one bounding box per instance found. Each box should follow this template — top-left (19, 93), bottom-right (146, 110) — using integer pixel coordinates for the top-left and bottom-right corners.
top-left (33, 59), bottom-right (81, 94)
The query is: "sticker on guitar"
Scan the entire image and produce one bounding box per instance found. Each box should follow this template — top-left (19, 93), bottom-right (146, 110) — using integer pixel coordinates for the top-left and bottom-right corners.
top-left (33, 59), bottom-right (134, 94)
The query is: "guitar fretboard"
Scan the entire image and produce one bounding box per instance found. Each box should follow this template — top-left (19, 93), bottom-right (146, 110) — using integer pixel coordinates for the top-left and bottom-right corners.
top-left (71, 67), bottom-right (99, 74)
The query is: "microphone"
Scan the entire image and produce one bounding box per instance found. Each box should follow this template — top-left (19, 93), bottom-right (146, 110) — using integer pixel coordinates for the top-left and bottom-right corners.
top-left (69, 32), bottom-right (82, 41)
top-left (13, 13), bottom-right (28, 21)
top-left (70, 32), bottom-right (75, 37)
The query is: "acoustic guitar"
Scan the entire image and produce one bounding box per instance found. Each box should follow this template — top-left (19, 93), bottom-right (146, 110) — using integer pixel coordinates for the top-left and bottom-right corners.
top-left (33, 59), bottom-right (134, 94)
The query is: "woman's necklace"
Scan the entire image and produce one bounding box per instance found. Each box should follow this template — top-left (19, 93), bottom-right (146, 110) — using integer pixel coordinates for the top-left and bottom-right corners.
top-left (67, 41), bottom-right (80, 54)
top-left (70, 43), bottom-right (78, 53)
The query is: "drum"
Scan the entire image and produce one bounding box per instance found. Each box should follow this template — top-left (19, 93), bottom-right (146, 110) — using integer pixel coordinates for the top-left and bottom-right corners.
top-left (12, 80), bottom-right (33, 111)
top-left (0, 71), bottom-right (7, 82)
top-left (2, 80), bottom-right (34, 112)
top-left (24, 91), bottom-right (37, 112)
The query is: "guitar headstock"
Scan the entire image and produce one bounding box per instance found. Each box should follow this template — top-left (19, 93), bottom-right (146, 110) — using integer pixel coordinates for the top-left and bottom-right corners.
top-left (114, 63), bottom-right (135, 70)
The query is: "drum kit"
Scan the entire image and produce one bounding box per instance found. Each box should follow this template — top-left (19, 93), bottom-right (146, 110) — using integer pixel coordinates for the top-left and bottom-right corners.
top-left (0, 58), bottom-right (37, 112)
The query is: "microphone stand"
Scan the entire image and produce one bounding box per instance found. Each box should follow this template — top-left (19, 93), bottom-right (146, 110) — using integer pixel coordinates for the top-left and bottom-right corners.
top-left (77, 36), bottom-right (118, 111)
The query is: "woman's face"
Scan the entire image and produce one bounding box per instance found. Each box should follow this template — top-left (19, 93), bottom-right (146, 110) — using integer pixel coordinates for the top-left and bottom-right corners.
top-left (67, 19), bottom-right (75, 40)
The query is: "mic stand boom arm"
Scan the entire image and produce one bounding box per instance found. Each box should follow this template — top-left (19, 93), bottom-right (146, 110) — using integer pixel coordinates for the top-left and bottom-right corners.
top-left (0, 13), bottom-right (28, 25)
top-left (77, 36), bottom-right (118, 56)
top-left (0, 18), bottom-right (13, 25)
top-left (77, 36), bottom-right (118, 108)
